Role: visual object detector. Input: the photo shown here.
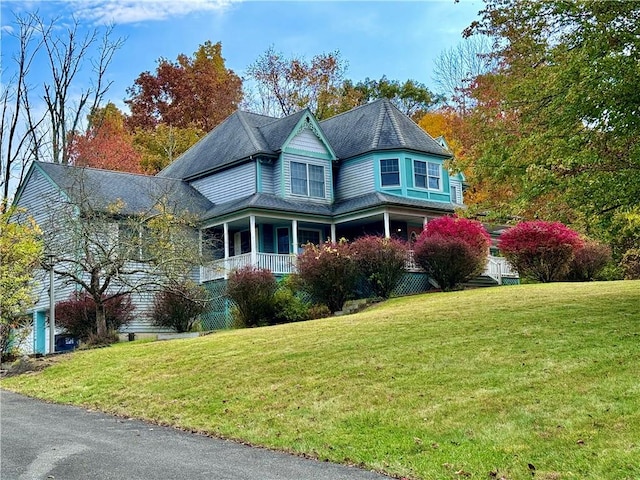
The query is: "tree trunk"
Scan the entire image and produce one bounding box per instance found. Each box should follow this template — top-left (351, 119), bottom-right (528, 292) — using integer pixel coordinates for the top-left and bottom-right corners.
top-left (95, 303), bottom-right (107, 339)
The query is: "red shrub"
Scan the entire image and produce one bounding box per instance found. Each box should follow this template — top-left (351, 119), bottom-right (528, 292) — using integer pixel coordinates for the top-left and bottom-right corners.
top-left (565, 240), bottom-right (612, 281)
top-left (56, 292), bottom-right (134, 342)
top-left (413, 216), bottom-right (491, 290)
top-left (498, 221), bottom-right (583, 282)
top-left (226, 266), bottom-right (277, 327)
top-left (295, 240), bottom-right (358, 312)
top-left (151, 281), bottom-right (209, 332)
top-left (352, 235), bottom-right (408, 299)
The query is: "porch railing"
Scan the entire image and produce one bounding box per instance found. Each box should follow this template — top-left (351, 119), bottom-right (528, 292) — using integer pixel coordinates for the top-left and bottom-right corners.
top-left (201, 253), bottom-right (297, 281)
top-left (200, 251), bottom-right (518, 284)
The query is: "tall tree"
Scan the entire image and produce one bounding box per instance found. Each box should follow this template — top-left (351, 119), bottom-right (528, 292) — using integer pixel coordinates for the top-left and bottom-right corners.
top-left (351, 76), bottom-right (440, 121)
top-left (126, 41), bottom-right (242, 132)
top-left (432, 36), bottom-right (496, 115)
top-left (246, 46), bottom-right (348, 119)
top-left (69, 103), bottom-right (143, 173)
top-left (132, 125), bottom-right (203, 174)
top-left (1, 13), bottom-right (123, 208)
top-left (463, 0), bottom-right (640, 227)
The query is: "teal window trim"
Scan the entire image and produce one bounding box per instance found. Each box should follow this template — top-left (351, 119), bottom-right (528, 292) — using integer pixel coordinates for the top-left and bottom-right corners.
top-left (412, 159), bottom-right (442, 191)
top-left (291, 161), bottom-right (325, 198)
top-left (380, 158), bottom-right (400, 187)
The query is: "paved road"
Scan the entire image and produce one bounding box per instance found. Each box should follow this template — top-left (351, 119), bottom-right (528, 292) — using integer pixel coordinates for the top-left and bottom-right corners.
top-left (1, 390), bottom-right (390, 480)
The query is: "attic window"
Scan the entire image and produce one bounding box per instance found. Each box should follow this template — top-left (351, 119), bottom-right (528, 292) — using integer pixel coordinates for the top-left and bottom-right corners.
top-left (380, 159), bottom-right (400, 187)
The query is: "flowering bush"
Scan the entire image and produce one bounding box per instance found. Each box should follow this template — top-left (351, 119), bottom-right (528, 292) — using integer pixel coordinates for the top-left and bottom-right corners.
top-left (352, 235), bottom-right (408, 299)
top-left (565, 240), bottom-right (612, 281)
top-left (226, 266), bottom-right (277, 327)
top-left (498, 221), bottom-right (583, 282)
top-left (56, 292), bottom-right (134, 343)
top-left (413, 216), bottom-right (491, 290)
top-left (295, 240), bottom-right (358, 312)
top-left (151, 281), bottom-right (209, 332)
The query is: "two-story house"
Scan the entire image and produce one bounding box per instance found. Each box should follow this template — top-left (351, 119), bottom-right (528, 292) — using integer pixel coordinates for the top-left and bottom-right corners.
top-left (15, 99), bottom-right (516, 353)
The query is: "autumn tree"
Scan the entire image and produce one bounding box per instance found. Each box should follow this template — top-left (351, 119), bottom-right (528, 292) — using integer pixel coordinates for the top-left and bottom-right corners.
top-left (246, 46), bottom-right (348, 120)
top-left (0, 207), bottom-right (43, 358)
top-left (126, 41), bottom-right (242, 133)
top-left (132, 125), bottom-right (203, 174)
top-left (463, 0), bottom-right (640, 227)
top-left (68, 103), bottom-right (143, 173)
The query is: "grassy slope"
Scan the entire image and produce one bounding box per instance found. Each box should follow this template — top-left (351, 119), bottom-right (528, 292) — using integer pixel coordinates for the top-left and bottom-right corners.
top-left (3, 281), bottom-right (639, 480)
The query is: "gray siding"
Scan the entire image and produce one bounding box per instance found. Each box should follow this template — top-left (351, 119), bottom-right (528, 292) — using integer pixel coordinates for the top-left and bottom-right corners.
top-left (288, 127), bottom-right (328, 154)
top-left (190, 162), bottom-right (256, 204)
top-left (336, 157), bottom-right (375, 200)
top-left (260, 161), bottom-right (275, 195)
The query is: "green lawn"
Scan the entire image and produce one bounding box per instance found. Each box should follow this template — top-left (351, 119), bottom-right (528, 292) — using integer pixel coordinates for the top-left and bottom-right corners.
top-left (3, 281), bottom-right (639, 480)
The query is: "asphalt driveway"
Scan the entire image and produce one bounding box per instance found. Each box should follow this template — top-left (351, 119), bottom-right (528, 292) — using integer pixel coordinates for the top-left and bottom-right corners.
top-left (0, 390), bottom-right (390, 480)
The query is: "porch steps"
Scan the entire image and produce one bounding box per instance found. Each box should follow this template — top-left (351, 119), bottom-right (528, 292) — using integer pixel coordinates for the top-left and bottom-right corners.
top-left (464, 275), bottom-right (500, 289)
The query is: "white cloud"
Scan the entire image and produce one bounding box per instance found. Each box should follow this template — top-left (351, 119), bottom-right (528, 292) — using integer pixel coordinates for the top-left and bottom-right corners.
top-left (66, 0), bottom-right (241, 25)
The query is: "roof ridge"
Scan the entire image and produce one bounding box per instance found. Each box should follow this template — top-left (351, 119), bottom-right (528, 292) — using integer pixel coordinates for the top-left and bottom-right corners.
top-left (236, 111), bottom-right (264, 152)
top-left (385, 99), bottom-right (406, 147)
top-left (371, 101), bottom-right (385, 150)
top-left (39, 161), bottom-right (166, 181)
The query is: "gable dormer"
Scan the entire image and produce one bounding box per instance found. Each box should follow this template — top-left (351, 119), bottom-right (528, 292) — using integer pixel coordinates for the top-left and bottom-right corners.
top-left (265, 111), bottom-right (336, 203)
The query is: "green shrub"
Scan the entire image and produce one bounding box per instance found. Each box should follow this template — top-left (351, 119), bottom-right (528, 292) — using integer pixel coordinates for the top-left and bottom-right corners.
top-left (151, 281), bottom-right (209, 332)
top-left (272, 287), bottom-right (310, 324)
top-left (295, 240), bottom-right (359, 313)
top-left (621, 248), bottom-right (640, 280)
top-left (226, 266), bottom-right (278, 327)
top-left (352, 235), bottom-right (407, 299)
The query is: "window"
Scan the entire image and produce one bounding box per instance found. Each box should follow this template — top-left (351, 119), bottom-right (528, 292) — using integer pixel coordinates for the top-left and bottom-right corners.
top-left (291, 161), bottom-right (325, 198)
top-left (298, 229), bottom-right (321, 248)
top-left (451, 184), bottom-right (460, 204)
top-left (414, 160), bottom-right (441, 190)
top-left (380, 159), bottom-right (400, 187)
top-left (428, 162), bottom-right (441, 189)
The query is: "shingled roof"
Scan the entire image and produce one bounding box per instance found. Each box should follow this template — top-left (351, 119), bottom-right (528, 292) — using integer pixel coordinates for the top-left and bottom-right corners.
top-left (319, 99), bottom-right (450, 160)
top-left (158, 99), bottom-right (449, 181)
top-left (35, 162), bottom-right (213, 217)
top-left (158, 109), bottom-right (309, 181)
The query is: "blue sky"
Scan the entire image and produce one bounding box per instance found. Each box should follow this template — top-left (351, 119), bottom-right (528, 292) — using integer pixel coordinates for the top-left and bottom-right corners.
top-left (1, 0), bottom-right (483, 111)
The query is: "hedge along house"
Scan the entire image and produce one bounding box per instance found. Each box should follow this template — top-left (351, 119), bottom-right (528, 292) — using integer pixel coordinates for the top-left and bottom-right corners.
top-left (13, 99), bottom-right (515, 353)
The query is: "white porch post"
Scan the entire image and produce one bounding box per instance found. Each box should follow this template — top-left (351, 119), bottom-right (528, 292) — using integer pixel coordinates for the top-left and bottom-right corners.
top-left (423, 216), bottom-right (428, 230)
top-left (292, 220), bottom-right (298, 254)
top-left (223, 222), bottom-right (230, 279)
top-left (383, 212), bottom-right (390, 238)
top-left (330, 223), bottom-right (336, 243)
top-left (250, 215), bottom-right (257, 266)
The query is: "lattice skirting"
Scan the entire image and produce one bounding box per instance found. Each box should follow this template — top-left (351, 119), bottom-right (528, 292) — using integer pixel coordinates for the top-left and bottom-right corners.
top-left (201, 280), bottom-right (232, 330)
top-left (500, 277), bottom-right (520, 286)
top-left (200, 272), bottom-right (435, 331)
top-left (392, 272), bottom-right (434, 296)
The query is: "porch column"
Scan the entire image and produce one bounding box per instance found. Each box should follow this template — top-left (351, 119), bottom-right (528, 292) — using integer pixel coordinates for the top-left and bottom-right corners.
top-left (383, 212), bottom-right (391, 238)
top-left (223, 222), bottom-right (229, 259)
top-left (423, 217), bottom-right (428, 230)
top-left (330, 223), bottom-right (336, 243)
top-left (292, 220), bottom-right (298, 254)
top-left (250, 215), bottom-right (257, 266)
